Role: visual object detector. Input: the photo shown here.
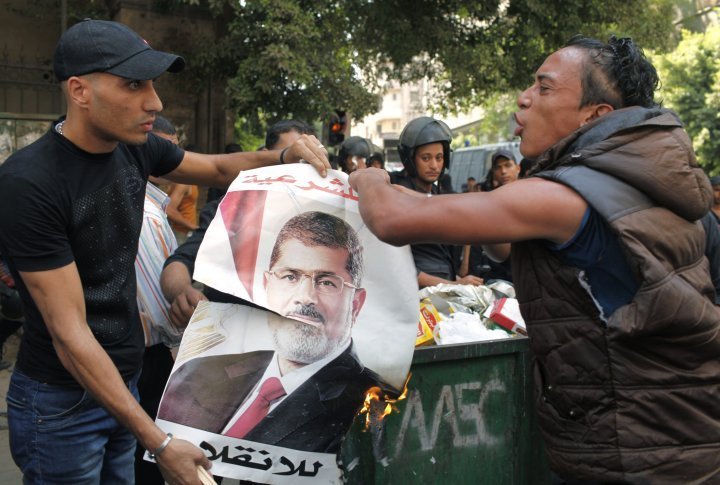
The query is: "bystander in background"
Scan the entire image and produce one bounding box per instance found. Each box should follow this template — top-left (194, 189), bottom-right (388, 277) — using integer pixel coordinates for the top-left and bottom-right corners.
top-left (0, 256), bottom-right (22, 370)
top-left (393, 116), bottom-right (482, 288)
top-left (337, 136), bottom-right (374, 174)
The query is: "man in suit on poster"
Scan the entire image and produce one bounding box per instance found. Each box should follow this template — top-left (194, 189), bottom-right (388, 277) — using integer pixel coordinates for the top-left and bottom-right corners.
top-left (158, 211), bottom-right (389, 453)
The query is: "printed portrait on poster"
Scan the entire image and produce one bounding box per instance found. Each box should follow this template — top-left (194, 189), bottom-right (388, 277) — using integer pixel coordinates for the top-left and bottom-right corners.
top-left (154, 165), bottom-right (419, 483)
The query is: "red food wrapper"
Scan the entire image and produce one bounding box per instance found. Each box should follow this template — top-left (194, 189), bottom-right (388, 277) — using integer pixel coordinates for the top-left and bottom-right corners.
top-left (487, 297), bottom-right (527, 335)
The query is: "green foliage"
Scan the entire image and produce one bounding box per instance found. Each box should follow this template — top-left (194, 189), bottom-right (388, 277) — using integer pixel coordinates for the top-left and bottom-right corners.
top-left (175, 0), bottom-right (380, 124)
top-left (13, 0), bottom-right (677, 127)
top-left (653, 25), bottom-right (720, 174)
top-left (234, 117), bottom-right (266, 151)
top-left (175, 0), bottom-right (676, 125)
top-left (452, 92), bottom-right (517, 147)
top-left (349, 0), bottom-right (677, 113)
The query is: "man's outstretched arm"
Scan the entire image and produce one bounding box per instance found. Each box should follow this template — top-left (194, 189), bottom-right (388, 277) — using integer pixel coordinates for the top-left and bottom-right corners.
top-left (349, 168), bottom-right (588, 247)
top-left (165, 134), bottom-right (330, 188)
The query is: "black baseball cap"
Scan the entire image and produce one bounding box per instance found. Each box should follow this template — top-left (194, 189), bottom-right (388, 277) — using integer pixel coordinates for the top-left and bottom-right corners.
top-left (491, 149), bottom-right (517, 166)
top-left (53, 20), bottom-right (185, 81)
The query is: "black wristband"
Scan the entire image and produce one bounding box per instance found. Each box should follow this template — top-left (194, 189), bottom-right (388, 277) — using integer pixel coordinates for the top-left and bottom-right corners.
top-left (279, 147), bottom-right (289, 164)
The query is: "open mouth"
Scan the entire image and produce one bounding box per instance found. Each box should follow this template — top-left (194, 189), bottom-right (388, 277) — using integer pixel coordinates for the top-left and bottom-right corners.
top-left (513, 114), bottom-right (524, 137)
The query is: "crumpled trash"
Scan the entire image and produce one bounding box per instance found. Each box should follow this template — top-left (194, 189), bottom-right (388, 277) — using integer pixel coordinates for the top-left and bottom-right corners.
top-left (433, 312), bottom-right (511, 345)
top-left (416, 281), bottom-right (524, 345)
top-left (483, 297), bottom-right (527, 335)
top-left (419, 283), bottom-right (495, 315)
top-left (418, 280), bottom-right (516, 316)
top-left (487, 280), bottom-right (515, 299)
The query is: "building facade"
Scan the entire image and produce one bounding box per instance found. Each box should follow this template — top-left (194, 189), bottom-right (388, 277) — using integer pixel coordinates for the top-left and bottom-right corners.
top-left (0, 0), bottom-right (233, 164)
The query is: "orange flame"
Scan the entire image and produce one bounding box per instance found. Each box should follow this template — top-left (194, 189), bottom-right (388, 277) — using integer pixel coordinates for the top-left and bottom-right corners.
top-left (359, 373), bottom-right (411, 430)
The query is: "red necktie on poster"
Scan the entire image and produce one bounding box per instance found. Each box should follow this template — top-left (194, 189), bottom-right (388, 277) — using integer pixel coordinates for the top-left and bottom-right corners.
top-left (225, 377), bottom-right (286, 439)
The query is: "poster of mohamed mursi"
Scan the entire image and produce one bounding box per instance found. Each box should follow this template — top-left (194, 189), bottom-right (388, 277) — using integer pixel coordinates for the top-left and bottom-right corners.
top-left (154, 165), bottom-right (419, 483)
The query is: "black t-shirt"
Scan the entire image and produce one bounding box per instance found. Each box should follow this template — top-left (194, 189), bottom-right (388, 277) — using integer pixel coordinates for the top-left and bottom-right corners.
top-left (0, 124), bottom-right (183, 386)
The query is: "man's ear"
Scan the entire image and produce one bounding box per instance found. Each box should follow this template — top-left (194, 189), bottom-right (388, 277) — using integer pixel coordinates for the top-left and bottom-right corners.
top-left (350, 288), bottom-right (367, 325)
top-left (65, 76), bottom-right (92, 109)
top-left (581, 103), bottom-right (614, 126)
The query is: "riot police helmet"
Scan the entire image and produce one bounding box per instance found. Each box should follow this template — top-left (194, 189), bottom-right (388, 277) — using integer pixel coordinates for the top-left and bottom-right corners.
top-left (338, 136), bottom-right (374, 173)
top-left (397, 116), bottom-right (453, 178)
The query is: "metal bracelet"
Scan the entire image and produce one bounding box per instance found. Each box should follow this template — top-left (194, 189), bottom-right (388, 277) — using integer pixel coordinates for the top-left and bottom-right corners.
top-left (148, 433), bottom-right (173, 460)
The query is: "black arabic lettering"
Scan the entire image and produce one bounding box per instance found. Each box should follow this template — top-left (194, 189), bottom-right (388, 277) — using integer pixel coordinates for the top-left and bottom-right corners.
top-left (224, 448), bottom-right (253, 467)
top-left (229, 446), bottom-right (272, 471)
top-left (199, 442), bottom-right (265, 469)
top-left (297, 461), bottom-right (323, 477)
top-left (199, 441), bottom-right (223, 461)
top-left (207, 443), bottom-right (235, 463)
top-left (207, 444), bottom-right (273, 471)
top-left (273, 456), bottom-right (323, 477)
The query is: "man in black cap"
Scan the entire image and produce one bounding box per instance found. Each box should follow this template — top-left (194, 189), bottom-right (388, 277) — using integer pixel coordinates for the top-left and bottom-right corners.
top-left (489, 149), bottom-right (521, 188)
top-left (0, 20), bottom-right (329, 485)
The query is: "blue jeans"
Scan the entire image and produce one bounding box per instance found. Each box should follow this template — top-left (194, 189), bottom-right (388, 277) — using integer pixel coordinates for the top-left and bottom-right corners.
top-left (6, 369), bottom-right (140, 484)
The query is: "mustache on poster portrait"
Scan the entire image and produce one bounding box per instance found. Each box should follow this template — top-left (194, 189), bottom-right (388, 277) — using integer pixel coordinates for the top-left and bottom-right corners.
top-left (270, 303), bottom-right (326, 325)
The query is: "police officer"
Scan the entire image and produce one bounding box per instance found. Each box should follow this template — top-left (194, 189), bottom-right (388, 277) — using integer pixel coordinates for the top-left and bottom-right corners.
top-left (392, 117), bottom-right (484, 288)
top-left (368, 148), bottom-right (385, 170)
top-left (338, 136), bottom-right (374, 174)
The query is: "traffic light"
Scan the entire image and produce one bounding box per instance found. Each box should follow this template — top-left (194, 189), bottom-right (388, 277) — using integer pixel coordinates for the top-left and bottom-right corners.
top-left (328, 110), bottom-right (346, 146)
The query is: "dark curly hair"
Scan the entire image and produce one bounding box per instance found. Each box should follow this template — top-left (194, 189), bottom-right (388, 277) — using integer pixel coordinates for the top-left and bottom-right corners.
top-left (265, 119), bottom-right (315, 151)
top-left (565, 35), bottom-right (659, 109)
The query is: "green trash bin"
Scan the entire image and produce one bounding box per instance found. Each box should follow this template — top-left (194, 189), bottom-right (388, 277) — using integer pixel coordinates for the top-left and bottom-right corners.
top-left (341, 337), bottom-right (552, 484)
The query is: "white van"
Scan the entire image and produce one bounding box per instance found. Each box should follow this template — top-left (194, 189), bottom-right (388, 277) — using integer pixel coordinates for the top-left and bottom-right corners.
top-left (448, 141), bottom-right (521, 193)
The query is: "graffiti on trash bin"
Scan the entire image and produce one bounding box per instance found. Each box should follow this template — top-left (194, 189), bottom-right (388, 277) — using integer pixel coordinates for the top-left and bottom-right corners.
top-left (393, 378), bottom-right (506, 457)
